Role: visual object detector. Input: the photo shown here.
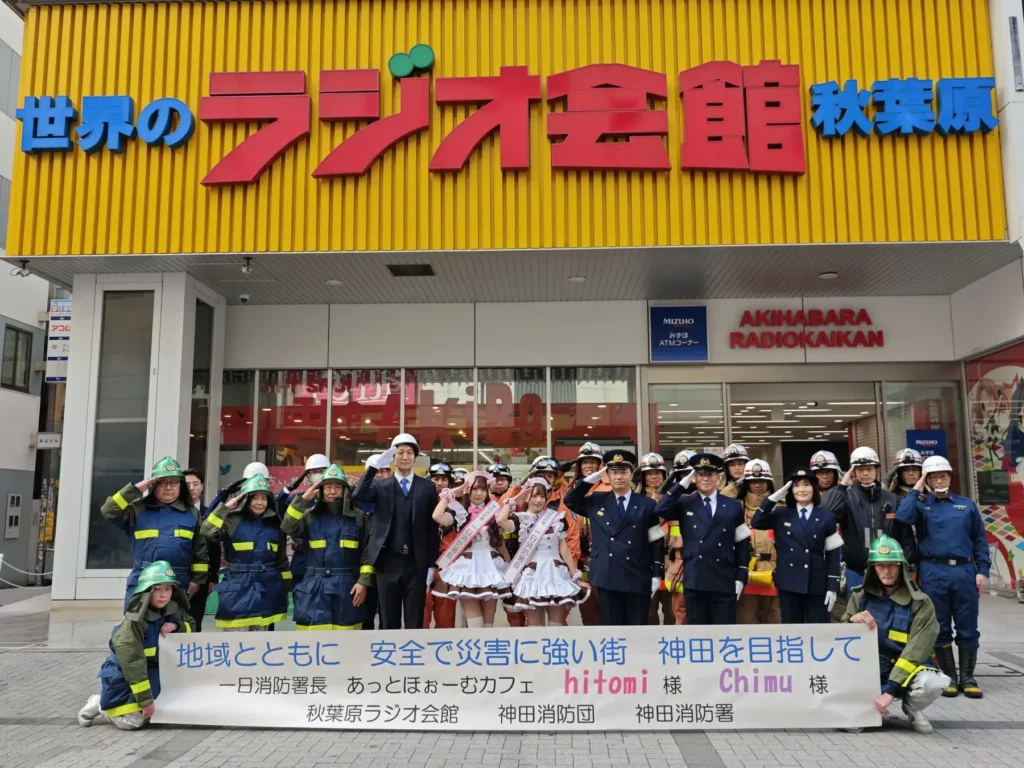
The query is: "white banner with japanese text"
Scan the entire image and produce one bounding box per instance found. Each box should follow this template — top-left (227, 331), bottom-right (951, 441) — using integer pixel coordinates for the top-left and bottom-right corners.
top-left (155, 625), bottom-right (881, 730)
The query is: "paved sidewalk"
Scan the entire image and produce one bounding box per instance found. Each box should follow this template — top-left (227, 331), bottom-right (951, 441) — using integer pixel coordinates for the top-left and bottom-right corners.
top-left (1, 591), bottom-right (1024, 767)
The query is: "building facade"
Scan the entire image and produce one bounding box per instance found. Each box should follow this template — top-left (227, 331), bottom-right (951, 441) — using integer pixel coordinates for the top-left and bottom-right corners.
top-left (6, 0), bottom-right (1024, 600)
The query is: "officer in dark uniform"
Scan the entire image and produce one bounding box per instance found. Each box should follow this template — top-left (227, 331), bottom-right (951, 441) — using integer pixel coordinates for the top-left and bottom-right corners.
top-left (563, 450), bottom-right (666, 625)
top-left (750, 468), bottom-right (843, 623)
top-left (654, 453), bottom-right (751, 625)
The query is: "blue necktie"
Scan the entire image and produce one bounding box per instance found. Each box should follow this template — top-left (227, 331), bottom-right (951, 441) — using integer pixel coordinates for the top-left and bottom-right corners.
top-left (617, 496), bottom-right (626, 517)
top-left (704, 496), bottom-right (712, 519)
top-left (800, 508), bottom-right (809, 529)
top-left (401, 478), bottom-right (409, 497)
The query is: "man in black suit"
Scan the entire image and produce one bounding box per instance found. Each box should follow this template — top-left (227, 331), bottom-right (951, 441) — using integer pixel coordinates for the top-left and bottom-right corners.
top-left (655, 453), bottom-right (751, 625)
top-left (352, 433), bottom-right (439, 629)
top-left (563, 450), bottom-right (666, 626)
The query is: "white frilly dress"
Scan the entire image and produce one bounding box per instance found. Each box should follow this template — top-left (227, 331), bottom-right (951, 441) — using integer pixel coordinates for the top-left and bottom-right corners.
top-left (433, 503), bottom-right (512, 601)
top-left (506, 510), bottom-right (590, 611)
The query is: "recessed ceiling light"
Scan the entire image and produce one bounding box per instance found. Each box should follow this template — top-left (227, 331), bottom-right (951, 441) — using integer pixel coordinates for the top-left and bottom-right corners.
top-left (597, 404), bottom-right (607, 409)
top-left (819, 271), bottom-right (839, 280)
top-left (324, 279), bottom-right (344, 286)
top-left (569, 276), bottom-right (586, 283)
top-left (294, 419), bottom-right (302, 424)
top-left (669, 403), bottom-right (678, 407)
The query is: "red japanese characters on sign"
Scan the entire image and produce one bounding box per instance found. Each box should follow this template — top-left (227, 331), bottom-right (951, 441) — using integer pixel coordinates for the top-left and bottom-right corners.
top-left (199, 60), bottom-right (806, 186)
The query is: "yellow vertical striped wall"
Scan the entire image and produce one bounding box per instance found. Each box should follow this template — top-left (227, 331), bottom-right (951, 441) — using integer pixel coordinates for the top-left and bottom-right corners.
top-left (9, 0), bottom-right (1005, 255)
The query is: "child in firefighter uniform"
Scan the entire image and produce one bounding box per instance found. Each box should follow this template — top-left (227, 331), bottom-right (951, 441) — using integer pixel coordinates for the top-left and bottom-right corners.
top-left (842, 536), bottom-right (946, 734)
top-left (897, 455), bottom-right (991, 699)
top-left (728, 460), bottom-right (781, 624)
top-left (101, 456), bottom-right (208, 611)
top-left (281, 464), bottom-right (374, 630)
top-left (77, 561), bottom-right (195, 730)
top-left (500, 477), bottom-right (589, 625)
top-left (200, 474), bottom-right (291, 630)
top-left (636, 453), bottom-right (676, 625)
top-left (423, 462), bottom-right (458, 629)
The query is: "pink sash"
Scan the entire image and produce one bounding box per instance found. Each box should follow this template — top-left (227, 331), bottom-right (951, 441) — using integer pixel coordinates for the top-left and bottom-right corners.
top-left (503, 506), bottom-right (561, 583)
top-left (435, 500), bottom-right (500, 570)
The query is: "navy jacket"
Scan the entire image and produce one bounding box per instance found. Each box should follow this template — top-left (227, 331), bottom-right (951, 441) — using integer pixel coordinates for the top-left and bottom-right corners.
top-left (654, 487), bottom-right (751, 594)
top-left (895, 491), bottom-right (991, 576)
top-left (352, 467), bottom-right (439, 574)
top-left (563, 480), bottom-right (665, 595)
top-left (751, 500), bottom-right (842, 595)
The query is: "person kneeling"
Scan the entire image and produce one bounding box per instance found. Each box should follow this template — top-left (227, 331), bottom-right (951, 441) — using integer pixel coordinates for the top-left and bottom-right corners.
top-left (77, 561), bottom-right (195, 730)
top-left (842, 536), bottom-right (946, 735)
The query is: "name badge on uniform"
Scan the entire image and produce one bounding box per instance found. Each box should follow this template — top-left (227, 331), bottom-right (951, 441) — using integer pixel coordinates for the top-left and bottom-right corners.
top-left (784, 522), bottom-right (792, 527)
top-left (955, 505), bottom-right (967, 510)
top-left (686, 511), bottom-right (694, 517)
top-left (597, 510), bottom-right (604, 516)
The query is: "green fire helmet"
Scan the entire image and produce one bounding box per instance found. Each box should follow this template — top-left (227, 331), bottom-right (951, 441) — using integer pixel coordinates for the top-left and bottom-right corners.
top-left (133, 560), bottom-right (179, 594)
top-left (320, 464), bottom-right (349, 486)
top-left (240, 474), bottom-right (272, 496)
top-left (151, 456), bottom-right (184, 480)
top-left (866, 535), bottom-right (907, 565)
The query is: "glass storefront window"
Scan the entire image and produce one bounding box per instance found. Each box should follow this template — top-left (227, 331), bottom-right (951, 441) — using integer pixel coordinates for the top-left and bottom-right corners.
top-left (552, 367), bottom-right (637, 473)
top-left (404, 368), bottom-right (474, 467)
top-left (219, 370), bottom-right (256, 490)
top-left (329, 369), bottom-right (401, 480)
top-left (478, 368), bottom-right (546, 479)
top-left (187, 300), bottom-right (214, 477)
top-left (649, 384), bottom-right (725, 464)
top-left (883, 382), bottom-right (963, 494)
top-left (728, 383), bottom-right (877, 481)
top-left (87, 291), bottom-right (154, 569)
top-left (257, 370), bottom-right (329, 494)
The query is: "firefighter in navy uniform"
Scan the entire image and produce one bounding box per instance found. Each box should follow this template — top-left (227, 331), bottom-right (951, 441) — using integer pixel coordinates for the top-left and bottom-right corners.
top-left (897, 455), bottom-right (991, 699)
top-left (563, 450), bottom-right (666, 625)
top-left (654, 453), bottom-right (751, 625)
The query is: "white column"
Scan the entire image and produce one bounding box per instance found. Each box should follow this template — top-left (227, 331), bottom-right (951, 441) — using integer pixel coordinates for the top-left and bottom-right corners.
top-left (50, 274), bottom-right (97, 601)
top-left (991, 1), bottom-right (1024, 243)
top-left (151, 274), bottom-right (195, 464)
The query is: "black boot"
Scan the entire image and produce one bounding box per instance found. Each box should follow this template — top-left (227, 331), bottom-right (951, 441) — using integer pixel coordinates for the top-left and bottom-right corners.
top-left (934, 646), bottom-right (959, 697)
top-left (959, 648), bottom-right (983, 699)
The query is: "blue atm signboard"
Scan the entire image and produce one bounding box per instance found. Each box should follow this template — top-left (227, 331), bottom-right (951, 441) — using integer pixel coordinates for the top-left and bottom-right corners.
top-left (649, 306), bottom-right (709, 363)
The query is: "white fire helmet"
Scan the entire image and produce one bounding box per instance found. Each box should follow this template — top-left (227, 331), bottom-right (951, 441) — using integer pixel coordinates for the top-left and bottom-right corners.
top-left (391, 433), bottom-right (420, 456)
top-left (850, 446), bottom-right (881, 467)
top-left (305, 454), bottom-right (330, 471)
top-left (638, 453), bottom-right (667, 474)
top-left (742, 459), bottom-right (774, 482)
top-left (722, 444), bottom-right (750, 464)
top-left (673, 450), bottom-right (697, 470)
top-left (243, 461), bottom-right (270, 479)
top-left (809, 450), bottom-right (842, 472)
top-left (893, 448), bottom-right (924, 469)
top-left (922, 455), bottom-right (954, 476)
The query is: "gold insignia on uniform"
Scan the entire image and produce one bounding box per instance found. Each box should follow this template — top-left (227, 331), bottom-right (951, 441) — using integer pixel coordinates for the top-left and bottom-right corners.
top-left (613, 454), bottom-right (623, 463)
top-left (813, 453), bottom-right (825, 463)
top-left (165, 568), bottom-right (175, 577)
top-left (700, 458), bottom-right (710, 467)
top-left (597, 510), bottom-right (604, 516)
top-left (878, 545), bottom-right (891, 554)
top-left (797, 470), bottom-right (806, 476)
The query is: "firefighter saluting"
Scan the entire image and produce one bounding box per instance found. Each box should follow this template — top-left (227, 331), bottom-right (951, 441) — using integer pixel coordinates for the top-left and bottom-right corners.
top-left (560, 443), bottom-right (607, 626)
top-left (635, 453), bottom-right (675, 625)
top-left (734, 460), bottom-right (781, 624)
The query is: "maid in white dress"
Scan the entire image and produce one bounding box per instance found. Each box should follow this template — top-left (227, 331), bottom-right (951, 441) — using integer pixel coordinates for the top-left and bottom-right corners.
top-left (431, 470), bottom-right (512, 629)
top-left (498, 477), bottom-right (589, 627)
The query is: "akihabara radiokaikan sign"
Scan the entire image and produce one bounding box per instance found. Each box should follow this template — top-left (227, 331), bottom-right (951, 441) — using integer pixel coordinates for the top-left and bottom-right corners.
top-left (15, 44), bottom-right (997, 184)
top-left (729, 309), bottom-right (884, 350)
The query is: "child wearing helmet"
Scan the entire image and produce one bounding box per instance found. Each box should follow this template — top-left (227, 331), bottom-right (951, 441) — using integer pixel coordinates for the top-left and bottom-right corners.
top-left (100, 456), bottom-right (208, 611)
top-left (282, 465), bottom-right (374, 630)
top-left (77, 561), bottom-right (196, 730)
top-left (500, 477), bottom-right (589, 625)
top-left (433, 471), bottom-right (512, 628)
top-left (842, 536), bottom-right (943, 734)
top-left (734, 460), bottom-right (782, 625)
top-left (200, 474), bottom-right (291, 630)
top-left (635, 453), bottom-right (675, 625)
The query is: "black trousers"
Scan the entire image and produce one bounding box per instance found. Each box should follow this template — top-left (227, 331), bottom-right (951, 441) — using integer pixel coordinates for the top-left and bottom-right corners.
top-left (189, 584), bottom-right (211, 632)
top-left (597, 587), bottom-right (649, 625)
top-left (376, 552), bottom-right (427, 629)
top-left (362, 587), bottom-right (379, 629)
top-left (778, 589), bottom-right (831, 623)
top-left (685, 589), bottom-right (737, 625)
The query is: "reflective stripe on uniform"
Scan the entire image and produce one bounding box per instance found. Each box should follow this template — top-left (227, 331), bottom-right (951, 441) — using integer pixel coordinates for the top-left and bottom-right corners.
top-left (889, 630), bottom-right (909, 644)
top-left (184, 623), bottom-right (192, 633)
top-left (104, 702), bottom-right (142, 718)
top-left (206, 513), bottom-right (224, 529)
top-left (296, 623), bottom-right (361, 631)
top-left (112, 492), bottom-right (129, 511)
top-left (360, 565), bottom-right (375, 574)
top-left (281, 571), bottom-right (293, 580)
top-left (287, 505), bottom-right (304, 520)
top-left (233, 542), bottom-right (254, 551)
top-left (215, 613), bottom-right (286, 629)
top-left (308, 540), bottom-right (327, 549)
top-left (268, 542), bottom-right (278, 552)
top-left (191, 563), bottom-right (209, 572)
top-left (174, 529), bottom-right (194, 539)
top-left (144, 647), bottom-right (156, 657)
top-left (340, 539), bottom-right (359, 549)
top-left (669, 524), bottom-right (681, 537)
top-left (134, 529), bottom-right (159, 539)
top-left (130, 680), bottom-right (151, 694)
top-left (894, 658), bottom-right (918, 675)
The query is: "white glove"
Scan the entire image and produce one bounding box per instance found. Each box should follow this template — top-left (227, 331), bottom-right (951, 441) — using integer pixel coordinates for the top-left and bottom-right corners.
top-left (374, 447), bottom-right (397, 469)
top-left (679, 469), bottom-right (695, 490)
top-left (824, 590), bottom-right (837, 612)
top-left (364, 457), bottom-right (375, 471)
top-left (735, 580), bottom-right (744, 600)
top-left (584, 469), bottom-right (605, 484)
top-left (652, 578), bottom-right (661, 596)
top-left (768, 481), bottom-right (792, 502)
top-left (426, 567), bottom-right (437, 588)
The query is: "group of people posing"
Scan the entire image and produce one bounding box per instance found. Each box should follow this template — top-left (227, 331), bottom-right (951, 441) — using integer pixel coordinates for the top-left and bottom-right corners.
top-left (79, 436), bottom-right (991, 736)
